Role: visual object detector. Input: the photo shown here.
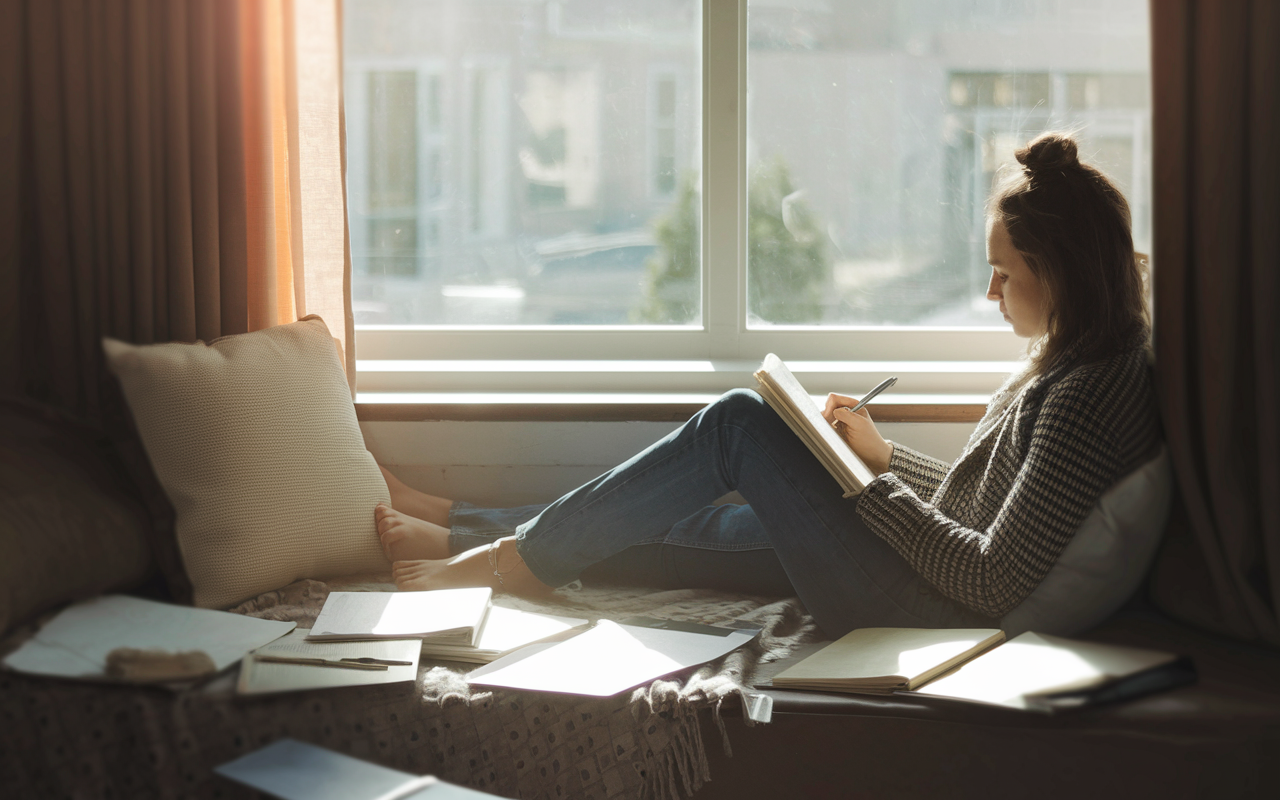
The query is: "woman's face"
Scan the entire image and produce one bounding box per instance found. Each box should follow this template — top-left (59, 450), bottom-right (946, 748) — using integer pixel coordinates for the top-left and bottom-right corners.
top-left (986, 219), bottom-right (1048, 338)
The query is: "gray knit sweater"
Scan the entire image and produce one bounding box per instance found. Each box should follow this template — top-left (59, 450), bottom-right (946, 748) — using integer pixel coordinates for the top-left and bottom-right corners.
top-left (855, 341), bottom-right (1161, 619)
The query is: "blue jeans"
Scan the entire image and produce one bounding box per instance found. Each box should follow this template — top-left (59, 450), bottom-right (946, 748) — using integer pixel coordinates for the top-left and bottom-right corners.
top-left (449, 389), bottom-right (990, 637)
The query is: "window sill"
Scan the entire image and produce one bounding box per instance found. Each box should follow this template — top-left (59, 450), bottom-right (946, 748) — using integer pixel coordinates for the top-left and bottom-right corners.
top-left (354, 359), bottom-right (1007, 423)
top-left (355, 393), bottom-right (989, 423)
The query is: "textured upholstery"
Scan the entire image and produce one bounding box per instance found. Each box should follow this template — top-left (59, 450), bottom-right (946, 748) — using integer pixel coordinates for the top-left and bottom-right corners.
top-left (0, 399), bottom-right (153, 635)
top-left (102, 316), bottom-right (389, 608)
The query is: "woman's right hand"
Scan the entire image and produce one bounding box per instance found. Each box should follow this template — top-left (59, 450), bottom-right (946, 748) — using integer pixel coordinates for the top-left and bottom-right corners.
top-left (823, 393), bottom-right (893, 475)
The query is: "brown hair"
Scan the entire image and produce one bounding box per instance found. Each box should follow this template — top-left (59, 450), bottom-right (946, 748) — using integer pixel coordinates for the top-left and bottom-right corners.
top-left (988, 132), bottom-right (1148, 377)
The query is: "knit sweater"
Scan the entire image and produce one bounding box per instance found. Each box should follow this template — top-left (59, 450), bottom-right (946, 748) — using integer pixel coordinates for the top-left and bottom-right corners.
top-left (855, 340), bottom-right (1161, 619)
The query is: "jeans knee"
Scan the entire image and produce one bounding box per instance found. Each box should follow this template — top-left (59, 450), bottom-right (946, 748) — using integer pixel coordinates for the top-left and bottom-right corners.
top-left (707, 388), bottom-right (771, 427)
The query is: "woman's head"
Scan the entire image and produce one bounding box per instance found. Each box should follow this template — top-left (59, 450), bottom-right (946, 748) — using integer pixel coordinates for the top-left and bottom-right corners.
top-left (986, 132), bottom-right (1148, 373)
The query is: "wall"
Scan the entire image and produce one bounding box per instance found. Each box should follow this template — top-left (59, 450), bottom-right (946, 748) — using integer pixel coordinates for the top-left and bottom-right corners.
top-left (361, 420), bottom-right (976, 507)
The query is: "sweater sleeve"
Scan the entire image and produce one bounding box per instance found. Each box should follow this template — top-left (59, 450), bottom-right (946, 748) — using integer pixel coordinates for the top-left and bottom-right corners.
top-left (883, 442), bottom-right (950, 501)
top-left (855, 372), bottom-right (1127, 618)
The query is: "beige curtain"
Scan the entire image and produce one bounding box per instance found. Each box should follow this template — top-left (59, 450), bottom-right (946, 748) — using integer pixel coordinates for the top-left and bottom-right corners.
top-left (0, 0), bottom-right (354, 421)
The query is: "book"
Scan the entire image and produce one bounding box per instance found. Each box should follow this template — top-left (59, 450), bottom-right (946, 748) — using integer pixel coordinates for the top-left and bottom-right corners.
top-left (237, 628), bottom-right (421, 695)
top-left (753, 353), bottom-right (878, 497)
top-left (306, 589), bottom-right (492, 646)
top-left (215, 738), bottom-right (504, 799)
top-left (419, 606), bottom-right (589, 664)
top-left (771, 627), bottom-right (1006, 694)
top-left (769, 627), bottom-right (1192, 712)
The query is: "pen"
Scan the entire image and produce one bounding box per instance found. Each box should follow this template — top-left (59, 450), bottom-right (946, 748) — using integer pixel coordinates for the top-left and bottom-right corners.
top-left (253, 655), bottom-right (388, 671)
top-left (844, 376), bottom-right (898, 416)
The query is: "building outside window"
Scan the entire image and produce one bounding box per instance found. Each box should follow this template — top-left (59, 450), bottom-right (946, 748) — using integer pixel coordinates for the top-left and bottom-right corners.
top-left (344, 0), bottom-right (1150, 387)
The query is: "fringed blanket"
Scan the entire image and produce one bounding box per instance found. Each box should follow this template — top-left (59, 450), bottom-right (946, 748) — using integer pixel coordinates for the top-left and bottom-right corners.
top-left (1, 577), bottom-right (820, 800)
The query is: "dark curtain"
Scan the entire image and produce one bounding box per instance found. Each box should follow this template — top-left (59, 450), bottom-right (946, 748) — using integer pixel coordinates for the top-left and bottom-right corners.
top-left (1149, 0), bottom-right (1280, 646)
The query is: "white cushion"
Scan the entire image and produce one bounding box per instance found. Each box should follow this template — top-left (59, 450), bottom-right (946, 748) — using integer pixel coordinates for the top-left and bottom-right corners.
top-left (1001, 447), bottom-right (1173, 637)
top-left (103, 316), bottom-right (390, 608)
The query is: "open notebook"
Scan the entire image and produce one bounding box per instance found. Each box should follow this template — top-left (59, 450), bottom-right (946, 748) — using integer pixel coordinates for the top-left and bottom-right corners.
top-left (767, 627), bottom-right (1193, 712)
top-left (754, 354), bottom-right (878, 497)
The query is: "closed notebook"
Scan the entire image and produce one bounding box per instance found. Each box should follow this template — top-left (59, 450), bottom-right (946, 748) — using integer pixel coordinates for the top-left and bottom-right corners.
top-left (770, 627), bottom-right (1006, 694)
top-left (306, 589), bottom-right (492, 646)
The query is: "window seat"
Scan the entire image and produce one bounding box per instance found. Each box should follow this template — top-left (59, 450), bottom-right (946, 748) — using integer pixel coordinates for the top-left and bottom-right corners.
top-left (697, 600), bottom-right (1280, 799)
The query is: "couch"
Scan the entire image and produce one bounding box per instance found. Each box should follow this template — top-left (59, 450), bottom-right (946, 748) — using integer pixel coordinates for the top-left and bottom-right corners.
top-left (5, 396), bottom-right (1280, 800)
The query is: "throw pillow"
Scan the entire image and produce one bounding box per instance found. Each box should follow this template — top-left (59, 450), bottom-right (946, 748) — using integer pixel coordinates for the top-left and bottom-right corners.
top-left (103, 316), bottom-right (390, 608)
top-left (1000, 446), bottom-right (1174, 637)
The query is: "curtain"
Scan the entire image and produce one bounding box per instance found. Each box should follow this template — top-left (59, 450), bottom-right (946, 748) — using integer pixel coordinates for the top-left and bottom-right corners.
top-left (0, 0), bottom-right (354, 422)
top-left (1149, 0), bottom-right (1280, 646)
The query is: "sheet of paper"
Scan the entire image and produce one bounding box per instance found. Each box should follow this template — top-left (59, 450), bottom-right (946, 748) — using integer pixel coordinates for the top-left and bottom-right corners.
top-left (1, 594), bottom-right (295, 680)
top-left (215, 738), bottom-right (502, 800)
top-left (466, 619), bottom-right (759, 697)
top-left (307, 589), bottom-right (491, 642)
top-left (917, 631), bottom-right (1178, 710)
top-left (237, 629), bottom-right (421, 695)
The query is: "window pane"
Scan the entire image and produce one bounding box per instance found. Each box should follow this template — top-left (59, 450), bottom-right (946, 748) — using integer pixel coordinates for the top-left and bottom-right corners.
top-left (746, 0), bottom-right (1151, 327)
top-left (345, 0), bottom-right (701, 326)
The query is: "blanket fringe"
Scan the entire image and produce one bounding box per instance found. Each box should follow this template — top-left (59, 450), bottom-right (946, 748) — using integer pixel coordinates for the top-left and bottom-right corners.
top-left (639, 704), bottom-right (712, 800)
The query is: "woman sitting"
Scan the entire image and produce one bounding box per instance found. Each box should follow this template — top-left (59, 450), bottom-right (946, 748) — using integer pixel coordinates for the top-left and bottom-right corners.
top-left (371, 132), bottom-right (1161, 637)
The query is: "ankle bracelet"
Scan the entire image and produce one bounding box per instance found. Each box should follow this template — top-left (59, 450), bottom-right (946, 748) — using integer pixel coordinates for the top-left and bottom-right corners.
top-left (487, 541), bottom-right (516, 588)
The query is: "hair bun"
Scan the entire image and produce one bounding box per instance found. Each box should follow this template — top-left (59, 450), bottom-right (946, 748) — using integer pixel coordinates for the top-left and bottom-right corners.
top-left (1016, 133), bottom-right (1080, 173)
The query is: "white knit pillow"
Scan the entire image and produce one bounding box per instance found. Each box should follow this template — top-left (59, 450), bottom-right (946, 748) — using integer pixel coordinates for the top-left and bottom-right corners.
top-left (1001, 447), bottom-right (1173, 637)
top-left (103, 316), bottom-right (389, 608)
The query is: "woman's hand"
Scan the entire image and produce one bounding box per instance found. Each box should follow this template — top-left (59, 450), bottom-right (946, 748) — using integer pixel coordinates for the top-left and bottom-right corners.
top-left (823, 393), bottom-right (893, 475)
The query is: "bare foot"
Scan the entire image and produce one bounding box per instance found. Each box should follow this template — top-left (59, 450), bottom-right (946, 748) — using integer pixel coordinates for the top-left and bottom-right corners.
top-left (392, 537), bottom-right (555, 598)
top-left (375, 503), bottom-right (452, 561)
top-left (378, 466), bottom-right (453, 527)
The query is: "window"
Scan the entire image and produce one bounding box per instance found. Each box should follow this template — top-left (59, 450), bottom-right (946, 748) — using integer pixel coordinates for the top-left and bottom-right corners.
top-left (346, 0), bottom-right (1151, 393)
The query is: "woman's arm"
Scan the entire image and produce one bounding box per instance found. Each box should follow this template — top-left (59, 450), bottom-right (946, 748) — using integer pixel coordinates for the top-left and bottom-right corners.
top-left (881, 442), bottom-right (952, 501)
top-left (855, 367), bottom-right (1138, 618)
top-left (823, 392), bottom-right (951, 497)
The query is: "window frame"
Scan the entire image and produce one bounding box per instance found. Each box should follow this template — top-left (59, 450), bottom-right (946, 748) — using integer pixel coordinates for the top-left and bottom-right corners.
top-left (351, 0), bottom-right (1033, 397)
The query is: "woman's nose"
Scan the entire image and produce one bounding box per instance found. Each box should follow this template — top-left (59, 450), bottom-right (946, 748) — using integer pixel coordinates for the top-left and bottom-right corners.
top-left (986, 269), bottom-right (1002, 300)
